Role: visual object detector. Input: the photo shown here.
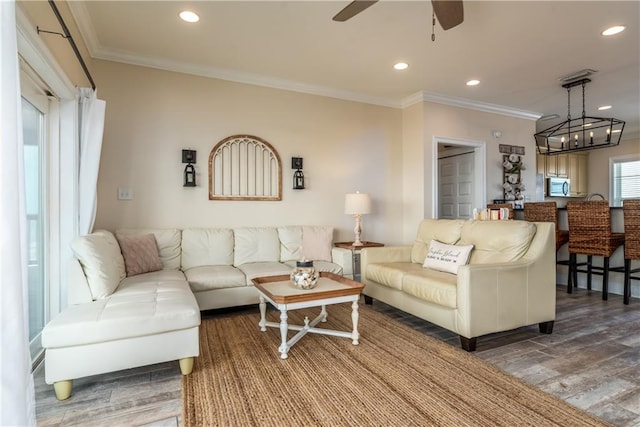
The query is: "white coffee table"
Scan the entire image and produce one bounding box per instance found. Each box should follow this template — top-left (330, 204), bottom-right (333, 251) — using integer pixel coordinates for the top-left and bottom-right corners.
top-left (252, 272), bottom-right (364, 359)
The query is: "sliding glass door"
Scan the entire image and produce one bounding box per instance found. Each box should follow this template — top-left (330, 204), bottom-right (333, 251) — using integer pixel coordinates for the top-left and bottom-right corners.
top-left (21, 84), bottom-right (49, 364)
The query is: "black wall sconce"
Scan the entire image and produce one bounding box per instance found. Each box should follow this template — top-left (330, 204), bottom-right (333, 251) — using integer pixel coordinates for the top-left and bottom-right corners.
top-left (292, 157), bottom-right (305, 189)
top-left (182, 149), bottom-right (196, 187)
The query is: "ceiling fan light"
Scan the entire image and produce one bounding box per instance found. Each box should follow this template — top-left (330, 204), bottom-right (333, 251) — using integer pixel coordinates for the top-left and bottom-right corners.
top-left (179, 10), bottom-right (200, 23)
top-left (466, 79), bottom-right (480, 86)
top-left (393, 62), bottom-right (409, 71)
top-left (602, 25), bottom-right (625, 36)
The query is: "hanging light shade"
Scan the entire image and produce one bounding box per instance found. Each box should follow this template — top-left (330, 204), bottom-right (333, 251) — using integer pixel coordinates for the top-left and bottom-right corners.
top-left (534, 78), bottom-right (625, 155)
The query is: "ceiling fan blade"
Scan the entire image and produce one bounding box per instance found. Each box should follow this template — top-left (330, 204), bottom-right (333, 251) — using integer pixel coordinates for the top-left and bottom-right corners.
top-left (333, 0), bottom-right (378, 22)
top-left (431, 0), bottom-right (464, 30)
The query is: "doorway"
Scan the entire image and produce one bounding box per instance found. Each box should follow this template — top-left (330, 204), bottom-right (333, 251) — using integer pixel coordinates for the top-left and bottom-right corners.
top-left (432, 137), bottom-right (486, 219)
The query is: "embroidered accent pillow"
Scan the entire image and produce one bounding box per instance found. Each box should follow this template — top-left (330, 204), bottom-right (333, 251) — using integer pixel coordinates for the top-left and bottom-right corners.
top-left (116, 233), bottom-right (164, 277)
top-left (423, 240), bottom-right (474, 274)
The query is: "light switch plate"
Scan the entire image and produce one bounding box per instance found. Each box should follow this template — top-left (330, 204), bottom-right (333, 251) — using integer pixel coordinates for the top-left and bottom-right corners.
top-left (117, 187), bottom-right (133, 200)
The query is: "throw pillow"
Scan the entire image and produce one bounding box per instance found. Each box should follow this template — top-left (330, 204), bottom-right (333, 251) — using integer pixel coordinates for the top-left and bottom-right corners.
top-left (233, 227), bottom-right (281, 266)
top-left (278, 226), bottom-right (303, 262)
top-left (423, 240), bottom-right (474, 275)
top-left (181, 228), bottom-right (234, 269)
top-left (115, 228), bottom-right (182, 270)
top-left (302, 226), bottom-right (333, 262)
top-left (115, 233), bottom-right (164, 277)
top-left (70, 230), bottom-right (126, 300)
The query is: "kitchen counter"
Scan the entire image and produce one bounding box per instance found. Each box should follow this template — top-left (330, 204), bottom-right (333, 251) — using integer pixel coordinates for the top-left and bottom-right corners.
top-left (557, 206), bottom-right (622, 210)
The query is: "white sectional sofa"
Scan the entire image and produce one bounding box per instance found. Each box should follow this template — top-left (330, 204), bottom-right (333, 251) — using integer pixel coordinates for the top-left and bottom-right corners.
top-left (360, 219), bottom-right (556, 351)
top-left (176, 226), bottom-right (351, 309)
top-left (42, 225), bottom-right (351, 400)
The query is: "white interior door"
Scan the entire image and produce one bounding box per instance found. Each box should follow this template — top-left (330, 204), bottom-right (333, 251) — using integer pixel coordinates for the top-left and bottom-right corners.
top-left (438, 150), bottom-right (475, 219)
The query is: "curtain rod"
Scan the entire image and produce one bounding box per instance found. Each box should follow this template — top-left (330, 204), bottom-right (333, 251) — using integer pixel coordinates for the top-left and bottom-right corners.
top-left (37, 0), bottom-right (96, 90)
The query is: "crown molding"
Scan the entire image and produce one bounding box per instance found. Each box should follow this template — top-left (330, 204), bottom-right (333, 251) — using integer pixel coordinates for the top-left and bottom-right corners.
top-left (96, 46), bottom-right (401, 108)
top-left (66, 1), bottom-right (543, 119)
top-left (402, 91), bottom-right (542, 121)
top-left (66, 2), bottom-right (399, 108)
top-left (67, 2), bottom-right (100, 57)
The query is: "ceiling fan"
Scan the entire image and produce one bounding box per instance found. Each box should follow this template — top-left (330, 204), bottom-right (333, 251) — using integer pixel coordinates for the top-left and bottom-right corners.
top-left (333, 0), bottom-right (464, 31)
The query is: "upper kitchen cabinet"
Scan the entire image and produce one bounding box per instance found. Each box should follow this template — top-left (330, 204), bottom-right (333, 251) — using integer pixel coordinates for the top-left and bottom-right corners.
top-left (547, 154), bottom-right (568, 178)
top-left (568, 153), bottom-right (588, 197)
top-left (536, 151), bottom-right (588, 197)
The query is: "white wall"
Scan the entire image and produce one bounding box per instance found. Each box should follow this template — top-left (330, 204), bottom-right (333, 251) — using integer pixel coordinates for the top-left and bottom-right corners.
top-left (93, 60), bottom-right (541, 246)
top-left (92, 60), bottom-right (405, 244)
top-left (401, 103), bottom-right (425, 241)
top-left (400, 101), bottom-right (537, 242)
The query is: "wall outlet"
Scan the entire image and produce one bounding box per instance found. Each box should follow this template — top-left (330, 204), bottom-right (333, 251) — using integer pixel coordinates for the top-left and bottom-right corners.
top-left (117, 187), bottom-right (133, 200)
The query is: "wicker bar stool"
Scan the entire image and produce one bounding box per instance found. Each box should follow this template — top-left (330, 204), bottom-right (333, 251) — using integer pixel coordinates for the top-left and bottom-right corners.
top-left (622, 199), bottom-right (640, 305)
top-left (486, 203), bottom-right (514, 220)
top-left (566, 200), bottom-right (625, 300)
top-left (523, 201), bottom-right (569, 254)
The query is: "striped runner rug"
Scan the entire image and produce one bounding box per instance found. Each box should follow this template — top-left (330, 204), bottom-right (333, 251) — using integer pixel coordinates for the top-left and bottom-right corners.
top-left (182, 303), bottom-right (609, 426)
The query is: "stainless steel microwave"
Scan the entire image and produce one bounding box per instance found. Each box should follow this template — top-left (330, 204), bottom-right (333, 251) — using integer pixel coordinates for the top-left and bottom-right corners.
top-left (548, 177), bottom-right (570, 197)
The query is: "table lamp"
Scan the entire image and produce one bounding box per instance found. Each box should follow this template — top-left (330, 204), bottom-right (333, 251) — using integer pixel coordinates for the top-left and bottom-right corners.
top-left (345, 192), bottom-right (371, 246)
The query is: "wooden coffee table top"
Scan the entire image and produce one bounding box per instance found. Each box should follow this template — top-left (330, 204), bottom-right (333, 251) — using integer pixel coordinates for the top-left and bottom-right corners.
top-left (252, 272), bottom-right (364, 304)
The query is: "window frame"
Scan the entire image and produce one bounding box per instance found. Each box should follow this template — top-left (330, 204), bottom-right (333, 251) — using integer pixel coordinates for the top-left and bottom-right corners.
top-left (609, 153), bottom-right (640, 207)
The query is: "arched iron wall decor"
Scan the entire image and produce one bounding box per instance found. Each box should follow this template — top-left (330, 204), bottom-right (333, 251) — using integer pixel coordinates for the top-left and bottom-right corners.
top-left (208, 135), bottom-right (282, 201)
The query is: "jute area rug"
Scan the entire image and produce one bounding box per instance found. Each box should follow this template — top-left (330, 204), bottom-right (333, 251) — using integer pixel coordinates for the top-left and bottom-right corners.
top-left (182, 303), bottom-right (609, 427)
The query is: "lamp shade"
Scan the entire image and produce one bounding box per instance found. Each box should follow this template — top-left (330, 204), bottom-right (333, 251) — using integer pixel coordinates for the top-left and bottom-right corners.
top-left (345, 192), bottom-right (371, 215)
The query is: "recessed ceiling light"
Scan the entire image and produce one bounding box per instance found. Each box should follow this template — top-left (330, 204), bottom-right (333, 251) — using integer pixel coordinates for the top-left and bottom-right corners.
top-left (394, 62), bottom-right (409, 71)
top-left (602, 25), bottom-right (625, 36)
top-left (598, 105), bottom-right (612, 111)
top-left (179, 10), bottom-right (200, 23)
top-left (466, 79), bottom-right (480, 86)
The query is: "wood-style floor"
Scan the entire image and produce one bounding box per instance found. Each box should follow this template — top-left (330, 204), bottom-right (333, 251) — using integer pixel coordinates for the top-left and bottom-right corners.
top-left (35, 286), bottom-right (640, 427)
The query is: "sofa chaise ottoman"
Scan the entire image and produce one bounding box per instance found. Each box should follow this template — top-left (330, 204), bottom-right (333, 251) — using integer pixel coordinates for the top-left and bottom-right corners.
top-left (42, 230), bottom-right (200, 400)
top-left (42, 225), bottom-right (351, 399)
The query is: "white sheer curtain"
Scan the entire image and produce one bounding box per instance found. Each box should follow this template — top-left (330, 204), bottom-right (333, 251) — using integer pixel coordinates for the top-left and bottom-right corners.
top-left (0, 1), bottom-right (36, 425)
top-left (78, 87), bottom-right (106, 235)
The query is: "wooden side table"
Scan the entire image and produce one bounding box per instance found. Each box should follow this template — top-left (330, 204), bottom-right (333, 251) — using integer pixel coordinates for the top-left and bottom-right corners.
top-left (334, 241), bottom-right (384, 281)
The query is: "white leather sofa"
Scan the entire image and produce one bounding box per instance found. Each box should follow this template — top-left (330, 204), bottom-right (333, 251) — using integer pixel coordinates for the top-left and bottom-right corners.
top-left (42, 226), bottom-right (350, 400)
top-left (175, 226), bottom-right (352, 309)
top-left (360, 219), bottom-right (556, 351)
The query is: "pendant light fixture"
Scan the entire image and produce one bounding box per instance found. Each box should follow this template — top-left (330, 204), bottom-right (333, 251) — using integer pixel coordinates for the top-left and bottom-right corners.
top-left (534, 78), bottom-right (625, 155)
